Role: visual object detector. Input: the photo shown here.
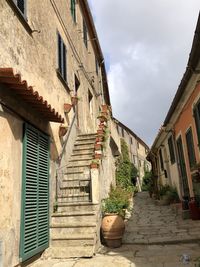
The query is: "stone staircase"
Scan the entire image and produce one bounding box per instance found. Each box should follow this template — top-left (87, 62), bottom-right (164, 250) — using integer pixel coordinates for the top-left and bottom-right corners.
top-left (49, 133), bottom-right (101, 258)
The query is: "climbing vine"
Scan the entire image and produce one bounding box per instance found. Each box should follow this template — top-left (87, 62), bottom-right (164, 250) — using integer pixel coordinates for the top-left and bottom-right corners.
top-left (116, 139), bottom-right (138, 192)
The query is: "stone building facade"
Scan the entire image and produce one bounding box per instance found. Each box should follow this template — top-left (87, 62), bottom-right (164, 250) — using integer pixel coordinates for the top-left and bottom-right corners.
top-left (113, 118), bottom-right (151, 190)
top-left (148, 14), bottom-right (200, 210)
top-left (0, 1), bottom-right (113, 266)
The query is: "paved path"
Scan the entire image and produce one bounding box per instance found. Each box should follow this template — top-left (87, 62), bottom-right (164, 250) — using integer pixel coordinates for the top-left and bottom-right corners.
top-left (123, 192), bottom-right (200, 244)
top-left (30, 192), bottom-right (200, 267)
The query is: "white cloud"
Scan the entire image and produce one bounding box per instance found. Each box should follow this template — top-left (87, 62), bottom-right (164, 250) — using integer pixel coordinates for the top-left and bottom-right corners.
top-left (89, 0), bottom-right (200, 145)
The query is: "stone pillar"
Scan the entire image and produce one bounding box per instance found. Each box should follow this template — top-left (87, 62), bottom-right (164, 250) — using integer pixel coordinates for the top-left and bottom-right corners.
top-left (91, 168), bottom-right (100, 204)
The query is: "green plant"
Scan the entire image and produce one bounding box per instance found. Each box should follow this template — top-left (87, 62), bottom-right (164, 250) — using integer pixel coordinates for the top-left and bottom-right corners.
top-left (116, 139), bottom-right (138, 193)
top-left (142, 171), bottom-right (153, 191)
top-left (194, 257), bottom-right (200, 267)
top-left (102, 186), bottom-right (130, 217)
top-left (158, 185), bottom-right (180, 203)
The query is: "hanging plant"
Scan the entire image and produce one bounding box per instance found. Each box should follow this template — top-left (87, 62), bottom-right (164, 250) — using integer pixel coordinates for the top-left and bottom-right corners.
top-left (64, 103), bottom-right (72, 113)
top-left (59, 125), bottom-right (68, 137)
top-left (95, 143), bottom-right (102, 151)
top-left (90, 159), bottom-right (100, 169)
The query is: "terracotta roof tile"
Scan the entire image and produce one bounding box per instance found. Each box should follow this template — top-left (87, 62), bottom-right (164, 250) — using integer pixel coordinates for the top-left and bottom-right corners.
top-left (0, 68), bottom-right (64, 123)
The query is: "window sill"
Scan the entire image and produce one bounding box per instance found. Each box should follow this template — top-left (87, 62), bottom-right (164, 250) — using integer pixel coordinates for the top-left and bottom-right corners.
top-left (6, 0), bottom-right (33, 34)
top-left (56, 69), bottom-right (70, 92)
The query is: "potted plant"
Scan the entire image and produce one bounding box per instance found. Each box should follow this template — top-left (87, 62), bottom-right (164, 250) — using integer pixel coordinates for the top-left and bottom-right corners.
top-left (71, 95), bottom-right (80, 106)
top-left (94, 143), bottom-right (102, 151)
top-left (97, 113), bottom-right (108, 123)
top-left (59, 124), bottom-right (68, 137)
top-left (64, 103), bottom-right (72, 113)
top-left (101, 186), bottom-right (129, 248)
top-left (90, 159), bottom-right (100, 169)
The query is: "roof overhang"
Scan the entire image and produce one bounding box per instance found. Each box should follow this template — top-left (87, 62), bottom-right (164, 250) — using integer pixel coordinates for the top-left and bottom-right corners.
top-left (0, 68), bottom-right (64, 123)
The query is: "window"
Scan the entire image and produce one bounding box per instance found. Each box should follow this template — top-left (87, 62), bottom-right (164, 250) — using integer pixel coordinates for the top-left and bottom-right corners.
top-left (130, 136), bottom-right (133, 144)
top-left (185, 127), bottom-right (196, 169)
top-left (20, 124), bottom-right (49, 262)
top-left (139, 160), bottom-right (141, 167)
top-left (137, 142), bottom-right (139, 149)
top-left (88, 90), bottom-right (93, 115)
top-left (159, 149), bottom-right (164, 171)
top-left (57, 32), bottom-right (67, 82)
top-left (83, 19), bottom-right (88, 48)
top-left (95, 57), bottom-right (99, 75)
top-left (14, 0), bottom-right (26, 15)
top-left (70, 0), bottom-right (76, 22)
top-left (168, 136), bottom-right (175, 164)
top-left (193, 100), bottom-right (200, 148)
top-left (122, 128), bottom-right (124, 138)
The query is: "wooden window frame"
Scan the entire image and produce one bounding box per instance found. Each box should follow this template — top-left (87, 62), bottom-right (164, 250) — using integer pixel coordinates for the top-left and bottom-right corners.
top-left (159, 148), bottom-right (164, 171)
top-left (185, 127), bottom-right (196, 169)
top-left (193, 99), bottom-right (200, 149)
top-left (57, 32), bottom-right (67, 83)
top-left (83, 19), bottom-right (88, 48)
top-left (70, 0), bottom-right (76, 23)
top-left (168, 135), bottom-right (176, 164)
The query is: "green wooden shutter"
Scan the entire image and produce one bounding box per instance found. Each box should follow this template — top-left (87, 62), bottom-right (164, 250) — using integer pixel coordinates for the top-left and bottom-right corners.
top-left (20, 124), bottom-right (49, 262)
top-left (194, 103), bottom-right (200, 147)
top-left (185, 127), bottom-right (196, 169)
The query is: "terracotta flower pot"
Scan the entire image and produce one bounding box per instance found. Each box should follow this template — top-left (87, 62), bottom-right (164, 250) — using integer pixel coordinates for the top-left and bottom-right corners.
top-left (101, 214), bottom-right (125, 248)
top-left (95, 153), bottom-right (102, 159)
top-left (59, 125), bottom-right (68, 137)
top-left (97, 129), bottom-right (104, 135)
top-left (71, 96), bottom-right (78, 106)
top-left (96, 136), bottom-right (104, 143)
top-left (101, 104), bottom-right (109, 113)
top-left (94, 143), bottom-right (102, 150)
top-left (64, 103), bottom-right (72, 113)
top-left (90, 163), bottom-right (99, 169)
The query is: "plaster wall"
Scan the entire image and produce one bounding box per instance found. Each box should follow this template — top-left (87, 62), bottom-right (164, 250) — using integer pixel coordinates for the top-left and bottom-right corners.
top-left (0, 0), bottom-right (107, 265)
top-left (174, 82), bottom-right (200, 196)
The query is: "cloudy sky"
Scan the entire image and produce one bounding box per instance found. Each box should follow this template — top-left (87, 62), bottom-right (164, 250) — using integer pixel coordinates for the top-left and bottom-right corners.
top-left (89, 1), bottom-right (199, 146)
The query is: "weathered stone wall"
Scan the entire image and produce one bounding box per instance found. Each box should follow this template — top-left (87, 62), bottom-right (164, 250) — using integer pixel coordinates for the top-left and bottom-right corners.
top-left (0, 0), bottom-right (107, 265)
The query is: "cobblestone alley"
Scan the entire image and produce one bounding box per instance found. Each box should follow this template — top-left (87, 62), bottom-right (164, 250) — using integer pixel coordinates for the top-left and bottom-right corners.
top-left (29, 192), bottom-right (200, 267)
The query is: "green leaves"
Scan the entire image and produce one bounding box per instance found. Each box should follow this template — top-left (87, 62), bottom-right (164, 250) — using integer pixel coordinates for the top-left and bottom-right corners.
top-left (116, 139), bottom-right (138, 193)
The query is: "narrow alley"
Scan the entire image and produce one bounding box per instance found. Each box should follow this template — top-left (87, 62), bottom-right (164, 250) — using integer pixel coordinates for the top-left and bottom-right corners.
top-left (29, 192), bottom-right (200, 267)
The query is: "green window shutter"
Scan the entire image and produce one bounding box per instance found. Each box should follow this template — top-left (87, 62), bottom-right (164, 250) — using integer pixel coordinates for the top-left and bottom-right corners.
top-left (185, 127), bottom-right (196, 169)
top-left (194, 102), bottom-right (200, 147)
top-left (20, 124), bottom-right (49, 262)
top-left (159, 149), bottom-right (164, 171)
top-left (168, 136), bottom-right (176, 164)
top-left (70, 0), bottom-right (76, 22)
top-left (83, 19), bottom-right (88, 48)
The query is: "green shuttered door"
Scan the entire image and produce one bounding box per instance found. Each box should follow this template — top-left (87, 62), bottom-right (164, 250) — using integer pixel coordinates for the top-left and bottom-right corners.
top-left (20, 124), bottom-right (49, 262)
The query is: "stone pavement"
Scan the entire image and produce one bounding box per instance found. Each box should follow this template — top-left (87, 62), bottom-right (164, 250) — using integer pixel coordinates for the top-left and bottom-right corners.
top-left (29, 192), bottom-right (200, 267)
top-left (123, 192), bottom-right (200, 244)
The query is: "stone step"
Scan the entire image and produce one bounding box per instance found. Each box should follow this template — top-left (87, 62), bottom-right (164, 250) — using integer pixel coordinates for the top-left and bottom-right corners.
top-left (75, 137), bottom-right (96, 144)
top-left (54, 202), bottom-right (99, 213)
top-left (48, 245), bottom-right (94, 258)
top-left (57, 194), bottom-right (90, 203)
top-left (52, 211), bottom-right (96, 224)
top-left (66, 166), bottom-right (89, 173)
top-left (74, 143), bottom-right (94, 150)
top-left (71, 152), bottom-right (94, 160)
top-left (67, 161), bottom-right (91, 169)
top-left (72, 148), bottom-right (94, 155)
top-left (60, 179), bottom-right (90, 188)
top-left (69, 156), bottom-right (93, 163)
top-left (77, 133), bottom-right (96, 139)
top-left (50, 224), bottom-right (96, 235)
